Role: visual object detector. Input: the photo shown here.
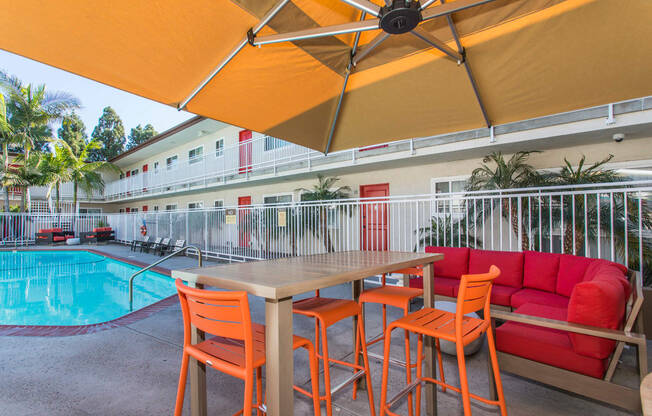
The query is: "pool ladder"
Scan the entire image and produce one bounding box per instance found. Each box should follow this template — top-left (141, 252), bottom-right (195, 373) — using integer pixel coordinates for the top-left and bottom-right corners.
top-left (128, 245), bottom-right (203, 311)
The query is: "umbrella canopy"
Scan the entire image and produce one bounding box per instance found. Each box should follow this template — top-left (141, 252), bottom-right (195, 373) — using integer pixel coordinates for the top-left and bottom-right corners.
top-left (2, 0), bottom-right (651, 153)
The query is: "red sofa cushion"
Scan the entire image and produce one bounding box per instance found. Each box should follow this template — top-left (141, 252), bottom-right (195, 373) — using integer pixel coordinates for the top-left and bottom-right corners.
top-left (567, 274), bottom-right (627, 359)
top-left (495, 303), bottom-right (607, 378)
top-left (556, 254), bottom-right (594, 297)
top-left (409, 276), bottom-right (459, 297)
top-left (52, 236), bottom-right (65, 242)
top-left (51, 228), bottom-right (62, 232)
top-left (454, 284), bottom-right (518, 307)
top-left (38, 228), bottom-right (51, 233)
top-left (523, 251), bottom-right (560, 292)
top-left (468, 249), bottom-right (524, 288)
top-left (425, 246), bottom-right (469, 279)
top-left (511, 288), bottom-right (569, 309)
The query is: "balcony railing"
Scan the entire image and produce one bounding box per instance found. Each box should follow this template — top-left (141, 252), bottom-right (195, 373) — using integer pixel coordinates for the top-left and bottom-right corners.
top-left (4, 181), bottom-right (651, 283)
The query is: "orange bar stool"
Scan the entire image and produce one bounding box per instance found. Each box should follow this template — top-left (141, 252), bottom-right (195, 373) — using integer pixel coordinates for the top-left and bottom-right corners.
top-left (379, 266), bottom-right (507, 416)
top-left (293, 289), bottom-right (376, 416)
top-left (357, 266), bottom-right (444, 416)
top-left (174, 280), bottom-right (320, 416)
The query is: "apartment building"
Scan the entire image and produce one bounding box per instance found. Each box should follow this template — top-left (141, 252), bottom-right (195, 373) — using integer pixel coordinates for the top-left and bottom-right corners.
top-left (100, 97), bottom-right (652, 214)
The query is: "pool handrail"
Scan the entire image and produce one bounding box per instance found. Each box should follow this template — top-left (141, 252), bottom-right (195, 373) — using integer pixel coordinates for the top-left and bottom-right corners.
top-left (128, 245), bottom-right (203, 311)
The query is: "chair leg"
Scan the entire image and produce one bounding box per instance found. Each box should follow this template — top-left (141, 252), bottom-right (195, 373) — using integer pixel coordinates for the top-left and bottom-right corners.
top-left (358, 314), bottom-right (377, 416)
top-left (320, 321), bottom-right (334, 416)
top-left (256, 367), bottom-right (263, 416)
top-left (435, 339), bottom-right (446, 393)
top-left (307, 343), bottom-right (322, 416)
top-left (244, 368), bottom-right (253, 416)
top-left (175, 351), bottom-right (190, 416)
top-left (415, 335), bottom-right (423, 416)
top-left (455, 340), bottom-right (472, 416)
top-left (379, 327), bottom-right (394, 416)
top-left (486, 329), bottom-right (507, 416)
top-left (353, 312), bottom-right (363, 400)
top-left (404, 328), bottom-right (413, 416)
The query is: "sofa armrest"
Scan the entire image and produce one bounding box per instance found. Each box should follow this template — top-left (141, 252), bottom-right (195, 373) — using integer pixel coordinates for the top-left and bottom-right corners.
top-left (492, 310), bottom-right (645, 345)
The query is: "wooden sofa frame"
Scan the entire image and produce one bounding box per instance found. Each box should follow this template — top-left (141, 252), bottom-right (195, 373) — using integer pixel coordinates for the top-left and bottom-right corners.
top-left (486, 270), bottom-right (647, 413)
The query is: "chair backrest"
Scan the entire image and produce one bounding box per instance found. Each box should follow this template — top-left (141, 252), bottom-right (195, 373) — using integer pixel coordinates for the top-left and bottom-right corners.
top-left (175, 280), bottom-right (253, 360)
top-left (153, 237), bottom-right (162, 244)
top-left (143, 236), bottom-right (150, 243)
top-left (456, 265), bottom-right (501, 318)
top-left (161, 237), bottom-right (171, 245)
top-left (175, 239), bottom-right (185, 248)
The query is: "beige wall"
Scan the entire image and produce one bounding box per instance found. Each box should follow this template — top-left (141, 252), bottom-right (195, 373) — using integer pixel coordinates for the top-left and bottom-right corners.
top-left (106, 135), bottom-right (652, 212)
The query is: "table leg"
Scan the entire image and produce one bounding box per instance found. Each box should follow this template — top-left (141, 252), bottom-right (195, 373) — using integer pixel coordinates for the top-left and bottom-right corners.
top-left (265, 297), bottom-right (294, 416)
top-left (422, 262), bottom-right (437, 416)
top-left (189, 282), bottom-right (207, 416)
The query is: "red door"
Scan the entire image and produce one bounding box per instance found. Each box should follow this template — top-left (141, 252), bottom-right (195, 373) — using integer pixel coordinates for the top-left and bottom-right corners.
top-left (238, 196), bottom-right (252, 248)
top-left (360, 183), bottom-right (389, 251)
top-left (239, 130), bottom-right (252, 174)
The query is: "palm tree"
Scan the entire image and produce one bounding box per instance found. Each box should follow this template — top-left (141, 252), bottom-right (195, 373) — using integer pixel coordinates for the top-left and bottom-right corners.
top-left (549, 154), bottom-right (621, 254)
top-left (297, 175), bottom-right (352, 253)
top-left (467, 151), bottom-right (544, 250)
top-left (51, 139), bottom-right (120, 211)
top-left (0, 93), bottom-right (13, 212)
top-left (40, 145), bottom-right (73, 213)
top-left (1, 71), bottom-right (80, 211)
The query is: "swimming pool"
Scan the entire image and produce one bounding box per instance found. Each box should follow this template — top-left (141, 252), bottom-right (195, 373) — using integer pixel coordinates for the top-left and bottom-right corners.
top-left (0, 250), bottom-right (176, 326)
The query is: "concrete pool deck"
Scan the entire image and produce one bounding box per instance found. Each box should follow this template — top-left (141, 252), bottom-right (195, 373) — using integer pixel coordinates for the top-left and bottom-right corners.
top-left (0, 243), bottom-right (647, 415)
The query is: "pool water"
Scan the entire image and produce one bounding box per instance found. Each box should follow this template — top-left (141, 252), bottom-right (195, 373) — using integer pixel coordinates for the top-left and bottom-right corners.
top-left (0, 250), bottom-right (176, 326)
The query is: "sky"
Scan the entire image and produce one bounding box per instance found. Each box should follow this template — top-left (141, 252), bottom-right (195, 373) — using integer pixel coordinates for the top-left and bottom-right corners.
top-left (0, 50), bottom-right (194, 138)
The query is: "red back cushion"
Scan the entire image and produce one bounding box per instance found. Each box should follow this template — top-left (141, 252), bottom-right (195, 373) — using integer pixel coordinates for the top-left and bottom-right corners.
top-left (51, 228), bottom-right (62, 232)
top-left (567, 274), bottom-right (627, 359)
top-left (38, 228), bottom-right (51, 233)
top-left (468, 249), bottom-right (524, 288)
top-left (425, 246), bottom-right (469, 279)
top-left (556, 254), bottom-right (594, 297)
top-left (584, 259), bottom-right (628, 282)
top-left (523, 251), bottom-right (560, 292)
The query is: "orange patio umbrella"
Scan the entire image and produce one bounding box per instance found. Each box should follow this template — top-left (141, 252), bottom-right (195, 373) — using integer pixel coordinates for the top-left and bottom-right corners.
top-left (2, 0), bottom-right (651, 153)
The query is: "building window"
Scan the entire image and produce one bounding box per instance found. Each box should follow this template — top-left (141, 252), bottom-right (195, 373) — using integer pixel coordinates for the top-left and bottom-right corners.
top-left (153, 161), bottom-right (160, 174)
top-left (120, 173), bottom-right (125, 180)
top-left (188, 146), bottom-right (203, 164)
top-left (263, 194), bottom-right (293, 205)
top-left (153, 205), bottom-right (159, 212)
top-left (431, 177), bottom-right (468, 194)
top-left (264, 136), bottom-right (289, 151)
top-left (188, 201), bottom-right (204, 210)
top-left (79, 208), bottom-right (102, 214)
top-left (131, 208), bottom-right (138, 213)
top-left (214, 200), bottom-right (224, 208)
top-left (215, 138), bottom-right (224, 157)
top-left (165, 204), bottom-right (177, 211)
top-left (166, 155), bottom-right (178, 170)
top-left (119, 208), bottom-right (124, 213)
top-left (131, 169), bottom-right (139, 176)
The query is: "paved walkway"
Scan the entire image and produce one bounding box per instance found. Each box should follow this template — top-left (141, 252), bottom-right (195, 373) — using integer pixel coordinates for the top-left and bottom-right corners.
top-left (0, 243), bottom-right (645, 415)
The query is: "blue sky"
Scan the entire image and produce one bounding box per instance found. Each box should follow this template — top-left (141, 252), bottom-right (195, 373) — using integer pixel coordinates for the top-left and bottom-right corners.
top-left (0, 50), bottom-right (194, 138)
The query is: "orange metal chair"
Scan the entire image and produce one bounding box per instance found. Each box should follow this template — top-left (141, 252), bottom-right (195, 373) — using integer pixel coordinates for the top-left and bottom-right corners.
top-left (379, 266), bottom-right (507, 416)
top-left (293, 289), bottom-right (376, 416)
top-left (174, 280), bottom-right (320, 416)
top-left (357, 266), bottom-right (444, 416)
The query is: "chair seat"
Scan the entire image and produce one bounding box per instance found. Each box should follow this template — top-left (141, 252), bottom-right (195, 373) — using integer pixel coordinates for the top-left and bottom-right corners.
top-left (390, 307), bottom-right (488, 345)
top-left (187, 323), bottom-right (311, 379)
top-left (293, 297), bottom-right (361, 327)
top-left (510, 288), bottom-right (569, 309)
top-left (359, 286), bottom-right (423, 309)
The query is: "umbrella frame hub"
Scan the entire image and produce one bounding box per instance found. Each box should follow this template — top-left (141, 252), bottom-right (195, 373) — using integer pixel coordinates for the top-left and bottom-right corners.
top-left (379, 0), bottom-right (422, 35)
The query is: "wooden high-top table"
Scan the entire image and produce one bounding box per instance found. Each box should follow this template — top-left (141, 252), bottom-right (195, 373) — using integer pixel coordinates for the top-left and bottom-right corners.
top-left (173, 251), bottom-right (443, 416)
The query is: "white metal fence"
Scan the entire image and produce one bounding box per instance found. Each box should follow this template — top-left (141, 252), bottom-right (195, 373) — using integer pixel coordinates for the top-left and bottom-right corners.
top-left (3, 181), bottom-right (652, 283)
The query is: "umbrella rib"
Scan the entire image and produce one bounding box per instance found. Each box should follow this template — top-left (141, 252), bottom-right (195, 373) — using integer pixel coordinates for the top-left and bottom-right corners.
top-left (421, 0), bottom-right (497, 21)
top-left (339, 0), bottom-right (381, 17)
top-left (324, 12), bottom-right (368, 155)
top-left (177, 0), bottom-right (290, 110)
top-left (441, 0), bottom-right (491, 127)
top-left (409, 27), bottom-right (463, 63)
top-left (352, 32), bottom-right (390, 67)
top-left (253, 20), bottom-right (379, 46)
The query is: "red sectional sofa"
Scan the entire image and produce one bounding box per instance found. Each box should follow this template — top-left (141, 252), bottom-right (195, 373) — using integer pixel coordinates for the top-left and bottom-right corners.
top-left (409, 246), bottom-right (646, 412)
top-left (35, 228), bottom-right (74, 244)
